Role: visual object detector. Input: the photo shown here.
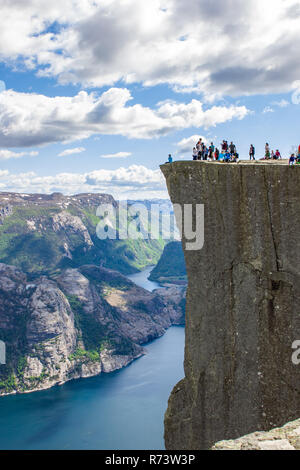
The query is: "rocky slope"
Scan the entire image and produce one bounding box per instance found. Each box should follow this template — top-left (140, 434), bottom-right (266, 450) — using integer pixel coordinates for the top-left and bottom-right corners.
top-left (161, 161), bottom-right (300, 450)
top-left (212, 419), bottom-right (300, 450)
top-left (0, 263), bottom-right (185, 395)
top-left (0, 192), bottom-right (165, 275)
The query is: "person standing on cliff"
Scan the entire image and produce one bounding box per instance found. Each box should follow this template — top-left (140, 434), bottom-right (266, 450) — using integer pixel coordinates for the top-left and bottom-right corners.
top-left (221, 140), bottom-right (228, 153)
top-left (265, 143), bottom-right (271, 159)
top-left (196, 138), bottom-right (202, 149)
top-left (208, 142), bottom-right (215, 160)
top-left (229, 141), bottom-right (236, 156)
top-left (249, 144), bottom-right (255, 160)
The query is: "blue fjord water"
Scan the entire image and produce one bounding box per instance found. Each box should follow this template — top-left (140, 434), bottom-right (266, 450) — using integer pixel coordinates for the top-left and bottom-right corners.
top-left (0, 269), bottom-right (185, 450)
top-left (126, 265), bottom-right (161, 292)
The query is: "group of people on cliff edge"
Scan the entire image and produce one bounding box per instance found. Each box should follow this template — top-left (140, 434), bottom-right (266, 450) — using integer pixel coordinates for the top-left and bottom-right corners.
top-left (192, 139), bottom-right (239, 163)
top-left (166, 140), bottom-right (300, 164)
top-left (289, 145), bottom-right (300, 166)
top-left (262, 143), bottom-right (282, 160)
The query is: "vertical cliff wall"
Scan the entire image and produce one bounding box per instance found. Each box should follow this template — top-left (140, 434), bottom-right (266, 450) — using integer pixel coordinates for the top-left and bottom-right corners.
top-left (161, 161), bottom-right (300, 450)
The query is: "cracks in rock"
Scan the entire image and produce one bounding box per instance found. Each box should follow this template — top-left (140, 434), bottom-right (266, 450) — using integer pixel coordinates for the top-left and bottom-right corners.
top-left (224, 261), bottom-right (237, 428)
top-left (263, 167), bottom-right (280, 272)
top-left (206, 168), bottom-right (225, 232)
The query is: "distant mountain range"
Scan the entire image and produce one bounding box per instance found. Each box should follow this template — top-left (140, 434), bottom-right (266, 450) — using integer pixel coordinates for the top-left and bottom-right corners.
top-left (0, 192), bottom-right (186, 396)
top-left (0, 192), bottom-right (166, 276)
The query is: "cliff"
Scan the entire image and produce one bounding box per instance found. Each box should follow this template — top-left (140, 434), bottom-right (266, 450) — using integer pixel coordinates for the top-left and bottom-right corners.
top-left (161, 161), bottom-right (300, 450)
top-left (0, 263), bottom-right (185, 395)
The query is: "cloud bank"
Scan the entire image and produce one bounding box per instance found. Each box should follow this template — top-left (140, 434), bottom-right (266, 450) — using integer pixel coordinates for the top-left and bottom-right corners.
top-left (0, 165), bottom-right (167, 199)
top-left (0, 150), bottom-right (38, 160)
top-left (0, 0), bottom-right (300, 97)
top-left (0, 88), bottom-right (249, 147)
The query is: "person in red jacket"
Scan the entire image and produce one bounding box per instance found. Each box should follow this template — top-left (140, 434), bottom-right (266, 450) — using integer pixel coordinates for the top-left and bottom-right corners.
top-left (275, 149), bottom-right (281, 159)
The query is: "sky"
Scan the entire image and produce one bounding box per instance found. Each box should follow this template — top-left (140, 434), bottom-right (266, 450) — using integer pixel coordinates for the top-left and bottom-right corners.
top-left (0, 0), bottom-right (300, 199)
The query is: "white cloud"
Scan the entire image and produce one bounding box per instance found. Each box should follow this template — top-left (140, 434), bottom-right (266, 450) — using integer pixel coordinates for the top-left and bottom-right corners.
top-left (292, 81), bottom-right (300, 104)
top-left (0, 165), bottom-right (167, 199)
top-left (86, 165), bottom-right (164, 189)
top-left (100, 152), bottom-right (132, 159)
top-left (0, 1), bottom-right (300, 98)
top-left (58, 147), bottom-right (86, 157)
top-left (0, 81), bottom-right (5, 93)
top-left (0, 150), bottom-right (38, 160)
top-left (272, 99), bottom-right (289, 108)
top-left (175, 135), bottom-right (208, 153)
top-left (262, 106), bottom-right (274, 114)
top-left (0, 88), bottom-right (249, 147)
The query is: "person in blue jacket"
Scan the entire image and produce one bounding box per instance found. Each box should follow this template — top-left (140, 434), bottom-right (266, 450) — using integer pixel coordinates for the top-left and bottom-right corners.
top-left (289, 154), bottom-right (296, 166)
top-left (225, 152), bottom-right (231, 163)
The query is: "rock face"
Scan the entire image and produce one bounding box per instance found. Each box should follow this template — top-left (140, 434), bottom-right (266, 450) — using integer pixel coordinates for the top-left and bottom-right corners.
top-left (212, 418), bottom-right (300, 450)
top-left (0, 263), bottom-right (185, 395)
top-left (161, 161), bottom-right (300, 450)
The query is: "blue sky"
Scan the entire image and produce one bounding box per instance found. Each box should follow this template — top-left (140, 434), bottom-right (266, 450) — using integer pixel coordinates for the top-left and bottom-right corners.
top-left (0, 0), bottom-right (300, 198)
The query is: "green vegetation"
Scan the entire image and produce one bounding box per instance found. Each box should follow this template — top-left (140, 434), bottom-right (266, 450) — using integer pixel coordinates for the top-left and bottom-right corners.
top-left (17, 356), bottom-right (27, 378)
top-left (0, 307), bottom-right (30, 393)
top-left (68, 348), bottom-right (100, 362)
top-left (27, 369), bottom-right (49, 385)
top-left (149, 241), bottom-right (187, 283)
top-left (66, 294), bottom-right (110, 352)
top-left (0, 203), bottom-right (166, 275)
top-left (0, 206), bottom-right (64, 273)
top-left (0, 371), bottom-right (17, 393)
top-left (66, 293), bottom-right (137, 358)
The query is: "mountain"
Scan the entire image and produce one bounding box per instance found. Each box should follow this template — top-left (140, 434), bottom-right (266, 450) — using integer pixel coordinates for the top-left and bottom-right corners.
top-left (0, 191), bottom-right (186, 396)
top-left (149, 242), bottom-right (187, 284)
top-left (0, 263), bottom-right (185, 395)
top-left (0, 192), bottom-right (165, 275)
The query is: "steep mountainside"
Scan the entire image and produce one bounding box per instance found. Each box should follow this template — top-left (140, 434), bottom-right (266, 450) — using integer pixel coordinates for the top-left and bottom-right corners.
top-left (0, 192), bottom-right (165, 275)
top-left (149, 241), bottom-right (187, 284)
top-left (161, 161), bottom-right (300, 450)
top-left (0, 263), bottom-right (185, 395)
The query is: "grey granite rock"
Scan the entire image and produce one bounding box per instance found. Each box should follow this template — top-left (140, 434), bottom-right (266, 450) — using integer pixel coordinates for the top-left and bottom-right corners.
top-left (212, 418), bottom-right (300, 450)
top-left (161, 161), bottom-right (300, 450)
